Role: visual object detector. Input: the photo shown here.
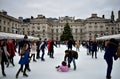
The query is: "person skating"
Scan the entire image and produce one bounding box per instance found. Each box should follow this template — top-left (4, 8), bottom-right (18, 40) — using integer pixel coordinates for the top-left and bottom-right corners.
top-left (49, 39), bottom-right (57, 58)
top-left (30, 40), bottom-right (37, 62)
top-left (104, 38), bottom-right (119, 79)
top-left (6, 39), bottom-right (16, 67)
top-left (18, 35), bottom-right (31, 71)
top-left (39, 38), bottom-right (47, 61)
top-left (0, 39), bottom-right (10, 77)
top-left (16, 44), bottom-right (30, 78)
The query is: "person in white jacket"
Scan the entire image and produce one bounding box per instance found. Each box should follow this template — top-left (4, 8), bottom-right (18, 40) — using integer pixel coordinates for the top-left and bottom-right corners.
top-left (30, 40), bottom-right (37, 62)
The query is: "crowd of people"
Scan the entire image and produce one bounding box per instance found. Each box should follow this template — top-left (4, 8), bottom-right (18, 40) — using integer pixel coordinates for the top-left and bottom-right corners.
top-left (0, 35), bottom-right (120, 79)
top-left (81, 39), bottom-right (120, 79)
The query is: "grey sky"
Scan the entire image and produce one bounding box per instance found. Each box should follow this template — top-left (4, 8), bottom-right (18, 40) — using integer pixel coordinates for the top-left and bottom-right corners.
top-left (0, 0), bottom-right (120, 19)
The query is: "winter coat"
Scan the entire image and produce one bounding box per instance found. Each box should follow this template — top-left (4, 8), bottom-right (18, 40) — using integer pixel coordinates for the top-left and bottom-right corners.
top-left (67, 40), bottom-right (73, 48)
top-left (104, 41), bottom-right (118, 60)
top-left (0, 46), bottom-right (2, 63)
top-left (39, 41), bottom-right (47, 50)
top-left (36, 40), bottom-right (41, 50)
top-left (91, 42), bottom-right (97, 52)
top-left (31, 43), bottom-right (37, 54)
top-left (75, 41), bottom-right (80, 48)
top-left (50, 41), bottom-right (57, 50)
top-left (64, 50), bottom-right (78, 61)
top-left (7, 41), bottom-right (15, 57)
top-left (19, 50), bottom-right (29, 65)
top-left (57, 65), bottom-right (69, 72)
top-left (47, 41), bottom-right (51, 51)
top-left (0, 44), bottom-right (9, 63)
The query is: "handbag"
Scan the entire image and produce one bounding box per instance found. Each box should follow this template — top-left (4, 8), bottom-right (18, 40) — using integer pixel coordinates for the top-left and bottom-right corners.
top-left (117, 46), bottom-right (120, 58)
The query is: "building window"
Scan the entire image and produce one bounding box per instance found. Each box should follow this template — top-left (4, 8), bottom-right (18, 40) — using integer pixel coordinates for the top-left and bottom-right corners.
top-left (8, 28), bottom-right (10, 32)
top-left (4, 21), bottom-right (6, 25)
top-left (0, 20), bottom-right (1, 24)
top-left (89, 33), bottom-right (91, 35)
top-left (4, 27), bottom-right (6, 32)
top-left (43, 26), bottom-right (46, 29)
top-left (37, 27), bottom-right (40, 30)
top-left (32, 26), bottom-right (35, 28)
top-left (95, 26), bottom-right (97, 28)
top-left (80, 29), bottom-right (82, 32)
top-left (51, 29), bottom-right (54, 33)
top-left (89, 26), bottom-right (92, 28)
top-left (43, 29), bottom-right (45, 32)
top-left (56, 29), bottom-right (58, 33)
top-left (0, 26), bottom-right (1, 31)
top-left (100, 26), bottom-right (103, 28)
top-left (75, 29), bottom-right (77, 33)
top-left (106, 27), bottom-right (108, 29)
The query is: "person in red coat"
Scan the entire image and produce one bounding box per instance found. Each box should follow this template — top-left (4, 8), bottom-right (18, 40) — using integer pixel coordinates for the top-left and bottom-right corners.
top-left (47, 40), bottom-right (51, 56)
top-left (6, 39), bottom-right (16, 67)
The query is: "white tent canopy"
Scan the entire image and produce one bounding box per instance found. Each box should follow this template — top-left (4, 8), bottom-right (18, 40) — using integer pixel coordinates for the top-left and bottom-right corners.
top-left (96, 34), bottom-right (120, 40)
top-left (0, 32), bottom-right (39, 40)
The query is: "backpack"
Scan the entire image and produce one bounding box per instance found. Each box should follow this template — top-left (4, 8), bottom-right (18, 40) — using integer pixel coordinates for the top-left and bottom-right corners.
top-left (72, 50), bottom-right (78, 59)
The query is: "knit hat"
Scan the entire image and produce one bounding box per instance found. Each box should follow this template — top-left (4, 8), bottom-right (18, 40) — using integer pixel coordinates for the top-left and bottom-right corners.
top-left (24, 35), bottom-right (28, 39)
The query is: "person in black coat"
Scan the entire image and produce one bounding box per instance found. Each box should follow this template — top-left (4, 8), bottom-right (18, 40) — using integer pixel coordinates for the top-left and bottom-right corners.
top-left (0, 39), bottom-right (9, 77)
top-left (91, 40), bottom-right (98, 58)
top-left (49, 39), bottom-right (57, 58)
top-left (36, 40), bottom-right (41, 59)
top-left (104, 38), bottom-right (118, 79)
top-left (39, 38), bottom-right (47, 61)
top-left (67, 39), bottom-right (74, 50)
top-left (18, 35), bottom-right (31, 71)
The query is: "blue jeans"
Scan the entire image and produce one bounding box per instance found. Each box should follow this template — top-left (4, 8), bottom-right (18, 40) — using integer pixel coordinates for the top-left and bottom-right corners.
top-left (41, 48), bottom-right (45, 60)
top-left (105, 58), bottom-right (113, 78)
top-left (68, 58), bottom-right (76, 70)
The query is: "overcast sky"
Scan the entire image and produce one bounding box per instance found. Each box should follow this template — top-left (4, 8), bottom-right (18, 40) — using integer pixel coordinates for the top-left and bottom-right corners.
top-left (0, 0), bottom-right (120, 19)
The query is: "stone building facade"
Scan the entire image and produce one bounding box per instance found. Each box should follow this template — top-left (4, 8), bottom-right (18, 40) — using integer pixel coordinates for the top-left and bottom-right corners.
top-left (0, 11), bottom-right (22, 34)
top-left (0, 10), bottom-right (120, 41)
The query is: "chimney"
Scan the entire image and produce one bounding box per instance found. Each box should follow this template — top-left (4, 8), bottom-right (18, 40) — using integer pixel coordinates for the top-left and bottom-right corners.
top-left (91, 14), bottom-right (97, 18)
top-left (118, 10), bottom-right (120, 20)
top-left (102, 15), bottom-right (105, 18)
top-left (31, 16), bottom-right (34, 19)
top-left (18, 17), bottom-right (23, 21)
top-left (111, 11), bottom-right (114, 21)
top-left (2, 10), bottom-right (7, 15)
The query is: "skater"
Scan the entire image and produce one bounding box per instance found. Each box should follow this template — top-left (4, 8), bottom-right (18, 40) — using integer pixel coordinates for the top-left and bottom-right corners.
top-left (0, 39), bottom-right (9, 77)
top-left (30, 40), bottom-right (37, 62)
top-left (75, 40), bottom-right (80, 52)
top-left (39, 38), bottom-right (47, 61)
top-left (67, 39), bottom-right (74, 50)
top-left (16, 44), bottom-right (30, 78)
top-left (56, 61), bottom-right (69, 72)
top-left (104, 38), bottom-right (118, 79)
top-left (64, 50), bottom-right (78, 70)
top-left (49, 39), bottom-right (57, 58)
top-left (18, 35), bottom-right (31, 71)
top-left (36, 39), bottom-right (41, 59)
top-left (91, 40), bottom-right (98, 59)
top-left (6, 39), bottom-right (16, 67)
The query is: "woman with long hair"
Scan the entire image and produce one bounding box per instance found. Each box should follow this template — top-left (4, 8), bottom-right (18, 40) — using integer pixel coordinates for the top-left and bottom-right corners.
top-left (16, 44), bottom-right (29, 78)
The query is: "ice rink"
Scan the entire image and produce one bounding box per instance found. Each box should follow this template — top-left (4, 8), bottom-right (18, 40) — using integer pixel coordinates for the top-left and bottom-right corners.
top-left (0, 45), bottom-right (120, 79)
